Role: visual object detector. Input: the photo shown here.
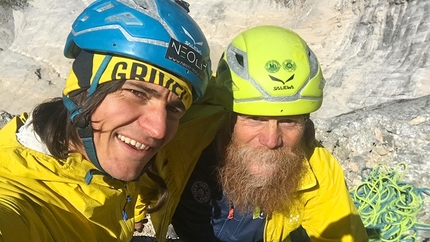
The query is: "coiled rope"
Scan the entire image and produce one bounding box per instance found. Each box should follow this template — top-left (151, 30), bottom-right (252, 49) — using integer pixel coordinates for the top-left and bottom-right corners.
top-left (350, 162), bottom-right (430, 241)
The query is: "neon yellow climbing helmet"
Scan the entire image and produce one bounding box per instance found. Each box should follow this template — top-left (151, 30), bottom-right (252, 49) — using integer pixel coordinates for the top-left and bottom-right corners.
top-left (215, 25), bottom-right (325, 116)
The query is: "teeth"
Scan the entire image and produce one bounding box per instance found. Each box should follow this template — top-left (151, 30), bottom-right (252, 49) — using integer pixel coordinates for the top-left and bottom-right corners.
top-left (118, 135), bottom-right (149, 151)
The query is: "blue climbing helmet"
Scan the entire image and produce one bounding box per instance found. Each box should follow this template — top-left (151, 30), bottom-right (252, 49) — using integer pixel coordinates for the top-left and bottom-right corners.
top-left (62, 0), bottom-right (211, 182)
top-left (64, 0), bottom-right (211, 100)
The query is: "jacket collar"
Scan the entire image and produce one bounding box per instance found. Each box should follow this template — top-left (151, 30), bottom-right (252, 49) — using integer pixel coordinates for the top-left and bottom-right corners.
top-left (16, 112), bottom-right (51, 155)
top-left (297, 158), bottom-right (317, 191)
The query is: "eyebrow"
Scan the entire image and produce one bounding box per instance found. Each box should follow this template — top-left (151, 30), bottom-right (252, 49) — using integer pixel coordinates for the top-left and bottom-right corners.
top-left (126, 81), bottom-right (185, 110)
top-left (126, 81), bottom-right (162, 98)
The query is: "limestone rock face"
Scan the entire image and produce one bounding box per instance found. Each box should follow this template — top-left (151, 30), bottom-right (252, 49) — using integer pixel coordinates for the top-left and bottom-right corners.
top-left (0, 0), bottom-right (429, 240)
top-left (1, 0), bottom-right (429, 117)
top-left (314, 94), bottom-right (430, 240)
top-left (315, 95), bottom-right (430, 187)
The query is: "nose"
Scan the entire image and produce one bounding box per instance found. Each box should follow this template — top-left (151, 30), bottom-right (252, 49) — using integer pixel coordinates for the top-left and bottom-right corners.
top-left (259, 120), bottom-right (282, 149)
top-left (138, 105), bottom-right (167, 140)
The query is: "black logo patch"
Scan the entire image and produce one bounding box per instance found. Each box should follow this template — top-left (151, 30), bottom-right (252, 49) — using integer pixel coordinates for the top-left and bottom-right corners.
top-left (191, 181), bottom-right (211, 203)
top-left (270, 74), bottom-right (296, 91)
top-left (165, 38), bottom-right (208, 80)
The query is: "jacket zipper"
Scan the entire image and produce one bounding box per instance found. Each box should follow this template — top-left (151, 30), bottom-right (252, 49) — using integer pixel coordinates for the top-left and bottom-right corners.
top-left (122, 184), bottom-right (132, 221)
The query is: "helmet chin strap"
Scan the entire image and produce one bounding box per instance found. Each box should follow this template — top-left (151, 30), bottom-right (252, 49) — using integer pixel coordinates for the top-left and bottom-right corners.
top-left (63, 54), bottom-right (112, 184)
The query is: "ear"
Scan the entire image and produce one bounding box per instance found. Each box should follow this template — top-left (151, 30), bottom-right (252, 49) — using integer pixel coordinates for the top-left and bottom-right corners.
top-left (304, 118), bottom-right (315, 148)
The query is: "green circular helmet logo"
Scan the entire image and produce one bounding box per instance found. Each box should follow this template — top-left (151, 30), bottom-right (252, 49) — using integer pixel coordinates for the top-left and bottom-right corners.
top-left (283, 60), bottom-right (297, 72)
top-left (265, 60), bottom-right (281, 73)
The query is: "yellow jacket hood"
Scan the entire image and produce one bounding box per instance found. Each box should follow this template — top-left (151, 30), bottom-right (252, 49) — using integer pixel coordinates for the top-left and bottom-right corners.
top-left (0, 114), bottom-right (139, 241)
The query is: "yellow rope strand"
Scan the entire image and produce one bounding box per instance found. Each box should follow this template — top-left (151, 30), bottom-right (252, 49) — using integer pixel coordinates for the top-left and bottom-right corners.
top-left (350, 162), bottom-right (430, 241)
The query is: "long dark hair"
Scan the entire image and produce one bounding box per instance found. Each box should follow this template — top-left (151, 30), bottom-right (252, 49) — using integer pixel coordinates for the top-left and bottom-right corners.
top-left (31, 80), bottom-right (168, 212)
top-left (32, 80), bottom-right (124, 159)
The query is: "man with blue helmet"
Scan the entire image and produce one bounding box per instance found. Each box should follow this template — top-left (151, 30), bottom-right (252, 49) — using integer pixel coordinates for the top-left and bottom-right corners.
top-left (0, 0), bottom-right (210, 241)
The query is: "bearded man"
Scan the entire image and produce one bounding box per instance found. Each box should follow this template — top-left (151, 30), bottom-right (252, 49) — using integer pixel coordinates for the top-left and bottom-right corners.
top-left (134, 26), bottom-right (368, 242)
top-left (220, 117), bottom-right (308, 217)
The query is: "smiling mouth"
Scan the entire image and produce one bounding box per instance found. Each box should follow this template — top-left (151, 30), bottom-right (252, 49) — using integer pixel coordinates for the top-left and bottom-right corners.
top-left (117, 134), bottom-right (150, 151)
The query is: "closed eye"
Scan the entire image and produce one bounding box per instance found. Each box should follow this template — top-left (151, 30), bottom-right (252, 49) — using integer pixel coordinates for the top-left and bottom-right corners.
top-left (279, 118), bottom-right (297, 124)
top-left (121, 81), bottom-right (155, 101)
top-left (248, 116), bottom-right (266, 121)
top-left (167, 101), bottom-right (186, 118)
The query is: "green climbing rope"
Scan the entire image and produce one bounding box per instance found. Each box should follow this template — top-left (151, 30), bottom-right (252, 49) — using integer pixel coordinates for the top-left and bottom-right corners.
top-left (350, 162), bottom-right (430, 241)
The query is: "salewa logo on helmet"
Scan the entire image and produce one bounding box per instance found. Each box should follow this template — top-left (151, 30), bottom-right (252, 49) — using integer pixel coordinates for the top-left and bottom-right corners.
top-left (269, 74), bottom-right (295, 85)
top-left (270, 74), bottom-right (295, 91)
top-left (182, 26), bottom-right (203, 55)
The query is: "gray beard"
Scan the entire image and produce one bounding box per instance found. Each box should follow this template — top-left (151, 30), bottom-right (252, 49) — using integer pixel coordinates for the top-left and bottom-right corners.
top-left (218, 138), bottom-right (307, 215)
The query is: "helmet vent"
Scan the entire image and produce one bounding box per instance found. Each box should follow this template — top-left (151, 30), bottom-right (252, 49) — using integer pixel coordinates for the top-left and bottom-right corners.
top-left (96, 3), bottom-right (115, 12)
top-left (105, 13), bottom-right (144, 26)
top-left (174, 0), bottom-right (190, 13)
top-left (226, 44), bottom-right (249, 79)
top-left (130, 0), bottom-right (149, 9)
top-left (119, 0), bottom-right (150, 12)
top-left (307, 47), bottom-right (318, 80)
top-left (235, 53), bottom-right (244, 67)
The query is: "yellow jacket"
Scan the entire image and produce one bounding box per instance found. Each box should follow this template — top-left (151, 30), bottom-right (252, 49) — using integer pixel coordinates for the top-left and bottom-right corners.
top-left (135, 96), bottom-right (228, 239)
top-left (264, 144), bottom-right (368, 241)
top-left (0, 114), bottom-right (138, 242)
top-left (136, 84), bottom-right (368, 242)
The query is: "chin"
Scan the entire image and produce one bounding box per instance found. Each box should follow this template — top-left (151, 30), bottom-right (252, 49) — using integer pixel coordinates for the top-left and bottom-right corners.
top-left (106, 167), bottom-right (141, 181)
top-left (115, 174), bottom-right (140, 182)
top-left (249, 165), bottom-right (275, 177)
